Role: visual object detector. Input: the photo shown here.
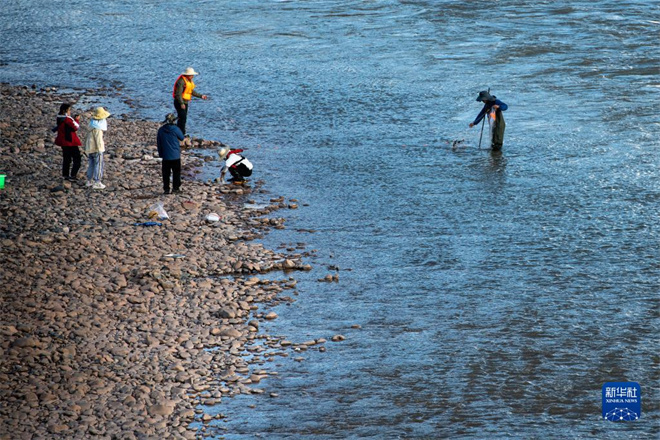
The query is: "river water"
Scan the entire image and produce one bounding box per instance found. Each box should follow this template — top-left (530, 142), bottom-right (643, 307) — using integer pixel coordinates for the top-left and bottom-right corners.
top-left (2, 1), bottom-right (659, 438)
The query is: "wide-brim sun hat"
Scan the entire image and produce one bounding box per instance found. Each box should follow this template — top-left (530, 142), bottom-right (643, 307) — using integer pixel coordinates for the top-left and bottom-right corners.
top-left (182, 67), bottom-right (199, 76)
top-left (476, 90), bottom-right (495, 102)
top-left (218, 147), bottom-right (229, 159)
top-left (163, 113), bottom-right (178, 124)
top-left (92, 106), bottom-right (111, 120)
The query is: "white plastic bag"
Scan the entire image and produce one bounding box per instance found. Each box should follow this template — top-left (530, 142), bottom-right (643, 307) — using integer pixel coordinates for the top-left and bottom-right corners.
top-left (206, 213), bottom-right (220, 222)
top-left (148, 202), bottom-right (169, 220)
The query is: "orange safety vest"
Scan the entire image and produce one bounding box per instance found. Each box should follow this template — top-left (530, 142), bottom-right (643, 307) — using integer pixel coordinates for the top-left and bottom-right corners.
top-left (172, 75), bottom-right (195, 101)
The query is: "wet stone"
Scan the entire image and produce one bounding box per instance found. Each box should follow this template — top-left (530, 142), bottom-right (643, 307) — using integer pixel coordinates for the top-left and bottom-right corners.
top-left (0, 83), bottom-right (310, 440)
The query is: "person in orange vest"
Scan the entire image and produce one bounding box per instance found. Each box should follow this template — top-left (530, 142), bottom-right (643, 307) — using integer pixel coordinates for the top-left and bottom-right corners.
top-left (172, 67), bottom-right (208, 135)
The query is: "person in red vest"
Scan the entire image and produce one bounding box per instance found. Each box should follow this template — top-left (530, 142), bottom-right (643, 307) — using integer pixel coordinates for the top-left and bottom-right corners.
top-left (172, 67), bottom-right (208, 135)
top-left (218, 147), bottom-right (253, 184)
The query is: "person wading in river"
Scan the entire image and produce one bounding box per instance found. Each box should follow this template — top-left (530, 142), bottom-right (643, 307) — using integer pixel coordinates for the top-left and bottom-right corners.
top-left (172, 67), bottom-right (208, 135)
top-left (469, 90), bottom-right (508, 151)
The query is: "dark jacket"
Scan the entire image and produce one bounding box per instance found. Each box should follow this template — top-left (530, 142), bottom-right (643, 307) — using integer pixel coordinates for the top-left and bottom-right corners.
top-left (157, 123), bottom-right (184, 161)
top-left (54, 115), bottom-right (82, 147)
top-left (472, 99), bottom-right (508, 125)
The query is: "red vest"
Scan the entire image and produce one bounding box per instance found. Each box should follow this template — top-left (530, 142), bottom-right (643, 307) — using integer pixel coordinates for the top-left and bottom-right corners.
top-left (172, 75), bottom-right (195, 101)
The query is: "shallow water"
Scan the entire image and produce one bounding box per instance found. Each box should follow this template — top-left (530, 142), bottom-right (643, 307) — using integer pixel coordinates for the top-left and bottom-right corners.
top-left (2, 0), bottom-right (659, 438)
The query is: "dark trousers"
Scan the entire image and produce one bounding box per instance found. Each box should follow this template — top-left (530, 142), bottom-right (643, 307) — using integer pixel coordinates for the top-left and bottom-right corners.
top-left (62, 146), bottom-right (81, 178)
top-left (174, 100), bottom-right (188, 135)
top-left (229, 164), bottom-right (252, 181)
top-left (162, 159), bottom-right (181, 192)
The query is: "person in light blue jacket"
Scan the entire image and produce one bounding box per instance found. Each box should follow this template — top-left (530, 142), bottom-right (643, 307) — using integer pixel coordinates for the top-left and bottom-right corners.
top-left (84, 106), bottom-right (110, 189)
top-left (156, 113), bottom-right (185, 194)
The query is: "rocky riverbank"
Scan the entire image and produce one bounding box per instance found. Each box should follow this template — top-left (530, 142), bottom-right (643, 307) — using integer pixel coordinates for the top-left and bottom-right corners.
top-left (0, 83), bottom-right (320, 439)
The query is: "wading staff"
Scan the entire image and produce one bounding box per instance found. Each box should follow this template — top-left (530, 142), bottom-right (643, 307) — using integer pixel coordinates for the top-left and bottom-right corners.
top-left (477, 87), bottom-right (490, 150)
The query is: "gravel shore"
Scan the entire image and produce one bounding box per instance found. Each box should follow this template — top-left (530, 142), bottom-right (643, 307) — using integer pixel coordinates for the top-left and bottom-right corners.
top-left (0, 83), bottom-right (315, 439)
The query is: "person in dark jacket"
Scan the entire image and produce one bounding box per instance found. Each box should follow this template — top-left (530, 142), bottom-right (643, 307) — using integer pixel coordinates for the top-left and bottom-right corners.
top-left (54, 103), bottom-right (83, 180)
top-left (157, 113), bottom-right (185, 194)
top-left (469, 90), bottom-right (508, 151)
top-left (172, 67), bottom-right (208, 135)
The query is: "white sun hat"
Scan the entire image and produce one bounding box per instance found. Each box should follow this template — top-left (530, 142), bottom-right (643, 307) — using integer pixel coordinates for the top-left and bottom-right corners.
top-left (182, 67), bottom-right (199, 76)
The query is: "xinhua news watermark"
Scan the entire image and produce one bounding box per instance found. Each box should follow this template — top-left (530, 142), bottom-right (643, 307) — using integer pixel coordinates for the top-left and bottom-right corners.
top-left (602, 382), bottom-right (641, 422)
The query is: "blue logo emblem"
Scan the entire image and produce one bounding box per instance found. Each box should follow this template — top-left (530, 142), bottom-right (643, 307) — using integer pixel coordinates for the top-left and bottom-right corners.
top-left (602, 382), bottom-right (641, 422)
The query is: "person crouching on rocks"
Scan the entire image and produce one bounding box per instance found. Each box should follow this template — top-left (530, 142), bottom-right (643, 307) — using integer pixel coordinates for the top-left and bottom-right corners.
top-left (219, 147), bottom-right (253, 184)
top-left (157, 113), bottom-right (185, 194)
top-left (84, 106), bottom-right (111, 190)
top-left (54, 103), bottom-right (82, 181)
